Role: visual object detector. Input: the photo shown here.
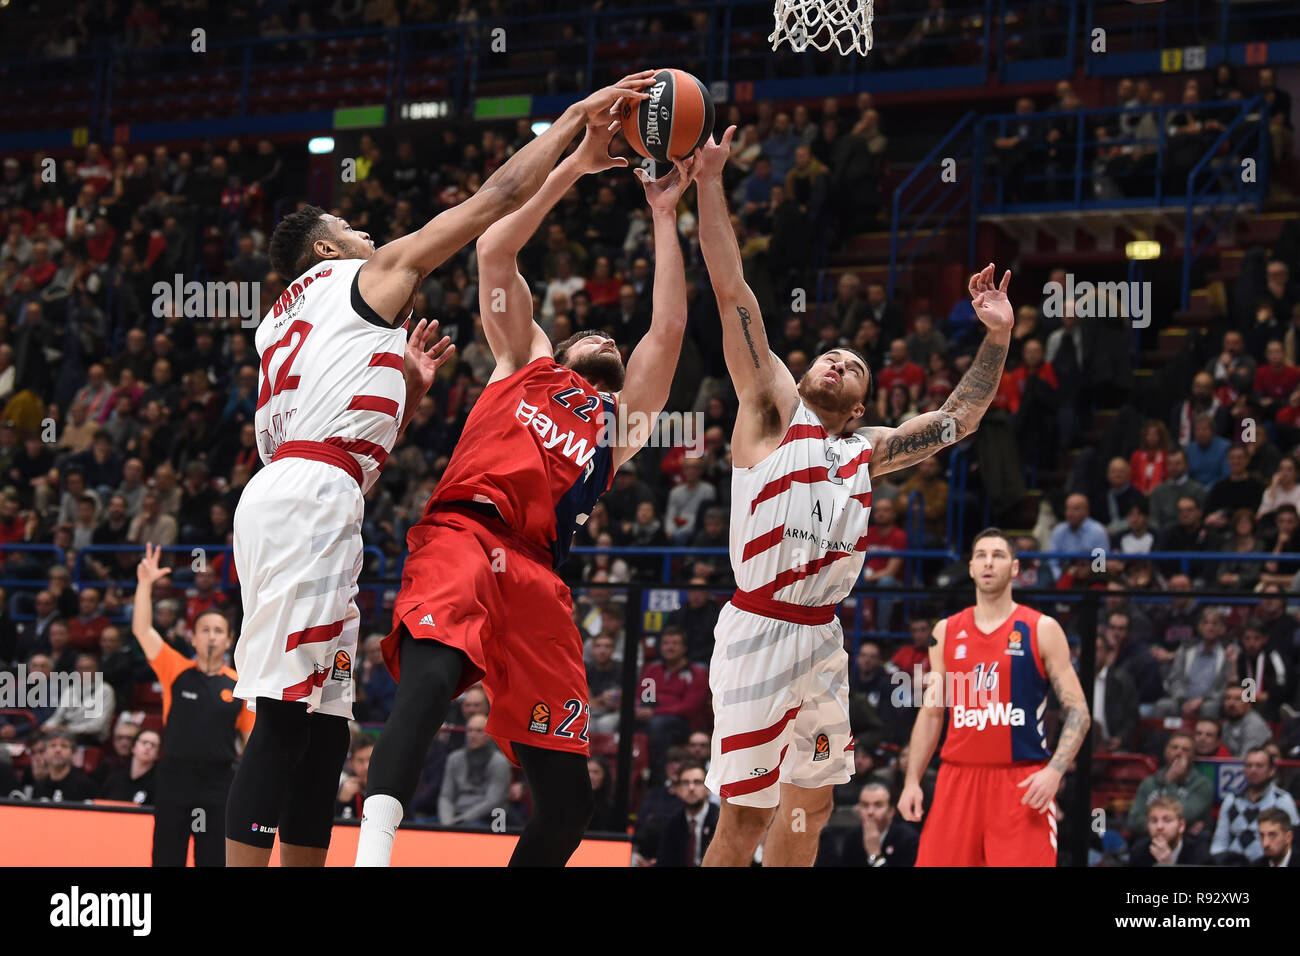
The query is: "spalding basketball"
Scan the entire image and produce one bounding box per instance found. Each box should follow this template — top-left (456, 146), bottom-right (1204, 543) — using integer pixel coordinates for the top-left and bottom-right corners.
top-left (620, 68), bottom-right (715, 163)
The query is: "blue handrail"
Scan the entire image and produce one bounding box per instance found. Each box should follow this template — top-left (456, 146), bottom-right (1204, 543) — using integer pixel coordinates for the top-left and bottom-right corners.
top-left (888, 110), bottom-right (978, 301)
top-left (1181, 94), bottom-right (1271, 309)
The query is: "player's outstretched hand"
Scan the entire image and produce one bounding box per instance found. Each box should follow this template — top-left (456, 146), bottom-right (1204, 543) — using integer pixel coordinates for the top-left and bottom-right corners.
top-left (897, 781), bottom-right (925, 822)
top-left (694, 124), bottom-right (736, 182)
top-left (636, 154), bottom-right (697, 215)
top-left (404, 318), bottom-right (455, 395)
top-left (137, 542), bottom-right (172, 587)
top-left (1016, 765), bottom-right (1061, 813)
top-left (572, 121), bottom-right (628, 175)
top-left (967, 262), bottom-right (1014, 335)
top-left (579, 71), bottom-right (657, 131)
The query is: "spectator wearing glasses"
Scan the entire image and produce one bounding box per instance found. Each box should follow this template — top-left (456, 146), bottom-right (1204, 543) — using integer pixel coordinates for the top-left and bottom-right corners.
top-left (92, 715), bottom-right (141, 786)
top-left (99, 729), bottom-right (161, 805)
top-left (654, 761), bottom-right (716, 867)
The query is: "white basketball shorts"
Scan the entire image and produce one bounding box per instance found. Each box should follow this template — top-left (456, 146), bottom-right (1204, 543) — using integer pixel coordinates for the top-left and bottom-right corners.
top-left (233, 457), bottom-right (363, 719)
top-left (705, 602), bottom-right (854, 808)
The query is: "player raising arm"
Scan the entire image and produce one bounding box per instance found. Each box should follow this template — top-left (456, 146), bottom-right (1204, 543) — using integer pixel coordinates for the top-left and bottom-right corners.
top-left (473, 120), bottom-right (696, 466)
top-left (691, 128), bottom-right (1022, 867)
top-left (356, 138), bottom-right (697, 868)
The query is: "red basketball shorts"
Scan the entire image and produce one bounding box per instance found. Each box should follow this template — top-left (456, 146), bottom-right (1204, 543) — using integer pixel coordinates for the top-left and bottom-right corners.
top-left (383, 506), bottom-right (590, 765)
top-left (914, 761), bottom-right (1057, 866)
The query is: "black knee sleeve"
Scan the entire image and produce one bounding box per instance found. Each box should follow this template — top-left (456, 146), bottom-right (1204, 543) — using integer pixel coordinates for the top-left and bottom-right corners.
top-left (278, 714), bottom-right (351, 849)
top-left (225, 697), bottom-right (313, 848)
top-left (509, 744), bottom-right (595, 867)
top-left (367, 629), bottom-right (467, 809)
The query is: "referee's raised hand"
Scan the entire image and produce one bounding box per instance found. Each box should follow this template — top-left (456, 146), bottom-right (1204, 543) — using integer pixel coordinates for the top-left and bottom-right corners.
top-left (137, 542), bottom-right (172, 587)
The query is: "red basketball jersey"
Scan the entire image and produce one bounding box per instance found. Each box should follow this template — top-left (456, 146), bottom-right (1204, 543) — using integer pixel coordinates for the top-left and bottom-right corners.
top-left (938, 603), bottom-right (1052, 765)
top-left (416, 356), bottom-right (616, 568)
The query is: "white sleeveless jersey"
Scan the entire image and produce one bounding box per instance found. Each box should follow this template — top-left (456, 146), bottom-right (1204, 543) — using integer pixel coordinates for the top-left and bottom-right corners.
top-left (730, 401), bottom-right (874, 606)
top-left (254, 258), bottom-right (407, 493)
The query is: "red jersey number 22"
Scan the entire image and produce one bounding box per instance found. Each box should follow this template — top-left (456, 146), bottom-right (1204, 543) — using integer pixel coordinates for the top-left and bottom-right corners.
top-left (257, 320), bottom-right (313, 411)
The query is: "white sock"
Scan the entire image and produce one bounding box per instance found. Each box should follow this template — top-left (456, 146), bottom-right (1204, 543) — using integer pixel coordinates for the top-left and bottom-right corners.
top-left (355, 794), bottom-right (404, 867)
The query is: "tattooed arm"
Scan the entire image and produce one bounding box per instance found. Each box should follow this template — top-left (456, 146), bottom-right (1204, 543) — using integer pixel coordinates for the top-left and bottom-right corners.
top-left (861, 264), bottom-right (1014, 478)
top-left (694, 128), bottom-right (799, 463)
top-left (1017, 614), bottom-right (1091, 813)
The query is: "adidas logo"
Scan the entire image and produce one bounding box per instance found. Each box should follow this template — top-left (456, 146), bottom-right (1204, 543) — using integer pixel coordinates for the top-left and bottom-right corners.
top-left (418, 614), bottom-right (435, 627)
top-left (955, 630), bottom-right (968, 640)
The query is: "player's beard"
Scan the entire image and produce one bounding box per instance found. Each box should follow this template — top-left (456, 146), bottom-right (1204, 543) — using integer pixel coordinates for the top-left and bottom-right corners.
top-left (568, 351), bottom-right (626, 391)
top-left (798, 373), bottom-right (861, 420)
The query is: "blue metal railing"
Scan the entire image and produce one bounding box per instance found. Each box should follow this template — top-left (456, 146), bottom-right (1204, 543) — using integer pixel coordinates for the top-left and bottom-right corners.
top-left (1181, 93), bottom-right (1271, 309)
top-left (887, 111), bottom-right (978, 301)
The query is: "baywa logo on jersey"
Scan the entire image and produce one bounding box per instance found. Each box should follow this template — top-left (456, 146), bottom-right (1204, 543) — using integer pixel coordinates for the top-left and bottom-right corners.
top-left (529, 701), bottom-right (551, 734)
top-left (951, 702), bottom-right (1027, 730)
top-left (813, 733), bottom-right (830, 761)
top-left (331, 650), bottom-right (352, 681)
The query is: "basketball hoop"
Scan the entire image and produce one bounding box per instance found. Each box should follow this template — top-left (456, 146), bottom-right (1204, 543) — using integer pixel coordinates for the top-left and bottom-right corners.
top-left (770, 0), bottom-right (874, 57)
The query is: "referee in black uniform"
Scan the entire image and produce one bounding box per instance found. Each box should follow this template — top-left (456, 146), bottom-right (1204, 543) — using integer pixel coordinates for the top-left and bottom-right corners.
top-left (134, 544), bottom-right (255, 866)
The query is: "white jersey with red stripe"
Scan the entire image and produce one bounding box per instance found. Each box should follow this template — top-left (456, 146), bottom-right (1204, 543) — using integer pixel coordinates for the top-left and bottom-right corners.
top-left (730, 400), bottom-right (874, 608)
top-left (254, 257), bottom-right (407, 494)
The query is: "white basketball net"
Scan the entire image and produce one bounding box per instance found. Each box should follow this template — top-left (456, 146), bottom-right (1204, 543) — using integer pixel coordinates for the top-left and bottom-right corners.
top-left (770, 0), bottom-right (874, 56)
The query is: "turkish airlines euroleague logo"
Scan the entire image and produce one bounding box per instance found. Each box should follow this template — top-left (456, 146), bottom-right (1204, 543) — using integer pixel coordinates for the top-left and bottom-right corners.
top-left (529, 702), bottom-right (551, 734)
top-left (331, 650), bottom-right (352, 681)
top-left (813, 733), bottom-right (830, 761)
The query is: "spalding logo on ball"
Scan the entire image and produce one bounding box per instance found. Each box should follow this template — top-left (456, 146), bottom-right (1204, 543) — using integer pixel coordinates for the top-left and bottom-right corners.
top-left (620, 68), bottom-right (715, 164)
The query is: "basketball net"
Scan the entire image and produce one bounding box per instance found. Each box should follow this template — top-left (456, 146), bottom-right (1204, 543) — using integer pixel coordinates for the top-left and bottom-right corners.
top-left (770, 0), bottom-right (874, 56)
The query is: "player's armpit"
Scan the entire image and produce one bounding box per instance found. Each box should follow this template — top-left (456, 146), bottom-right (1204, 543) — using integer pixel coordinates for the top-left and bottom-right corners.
top-left (359, 185), bottom-right (517, 324)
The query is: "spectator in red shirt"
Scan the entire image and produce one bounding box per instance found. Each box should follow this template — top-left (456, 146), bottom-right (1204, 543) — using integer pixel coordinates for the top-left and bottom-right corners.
top-left (1253, 339), bottom-right (1300, 419)
top-left (862, 498), bottom-right (908, 630)
top-left (1193, 718), bottom-right (1233, 759)
top-left (21, 241), bottom-right (56, 288)
top-left (638, 627), bottom-right (712, 775)
top-left (584, 254), bottom-right (622, 309)
top-left (185, 568), bottom-right (229, 628)
top-left (875, 338), bottom-right (924, 418)
top-left (1129, 419), bottom-right (1171, 495)
top-left (890, 617), bottom-right (933, 709)
top-left (67, 587), bottom-right (110, 653)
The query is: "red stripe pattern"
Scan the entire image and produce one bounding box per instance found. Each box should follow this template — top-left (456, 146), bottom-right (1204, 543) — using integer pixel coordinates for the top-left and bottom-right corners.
top-left (369, 351), bottom-right (403, 370)
top-left (850, 490), bottom-right (873, 509)
top-left (778, 423), bottom-right (828, 447)
top-left (348, 394), bottom-right (400, 417)
top-left (741, 524), bottom-right (785, 562)
top-left (720, 705), bottom-right (802, 755)
top-left (281, 668), bottom-right (331, 701)
top-left (835, 446), bottom-right (873, 481)
top-left (720, 746), bottom-right (789, 798)
top-left (751, 466), bottom-right (829, 514)
top-left (284, 617), bottom-right (346, 652)
top-left (325, 436), bottom-right (390, 468)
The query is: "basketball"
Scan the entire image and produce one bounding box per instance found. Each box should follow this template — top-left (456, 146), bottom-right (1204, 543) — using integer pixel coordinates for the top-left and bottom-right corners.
top-left (619, 68), bottom-right (715, 163)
